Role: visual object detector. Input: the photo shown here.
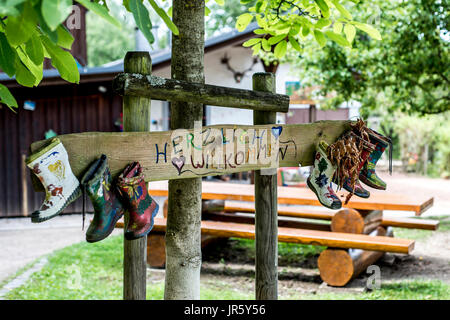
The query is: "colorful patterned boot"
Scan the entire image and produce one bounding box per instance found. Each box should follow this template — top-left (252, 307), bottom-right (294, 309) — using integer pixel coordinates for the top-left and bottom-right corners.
top-left (359, 130), bottom-right (391, 190)
top-left (81, 155), bottom-right (124, 243)
top-left (307, 141), bottom-right (342, 210)
top-left (26, 138), bottom-right (81, 223)
top-left (117, 162), bottom-right (159, 240)
top-left (341, 139), bottom-right (376, 198)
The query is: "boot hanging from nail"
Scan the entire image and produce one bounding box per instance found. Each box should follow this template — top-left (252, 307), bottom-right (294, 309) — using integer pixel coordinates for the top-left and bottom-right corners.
top-left (26, 138), bottom-right (81, 223)
top-left (81, 155), bottom-right (124, 243)
top-left (117, 162), bottom-right (159, 240)
top-left (307, 141), bottom-right (342, 210)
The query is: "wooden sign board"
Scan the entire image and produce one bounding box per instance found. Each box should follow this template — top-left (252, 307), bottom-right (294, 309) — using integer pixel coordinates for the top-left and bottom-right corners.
top-left (30, 120), bottom-right (351, 191)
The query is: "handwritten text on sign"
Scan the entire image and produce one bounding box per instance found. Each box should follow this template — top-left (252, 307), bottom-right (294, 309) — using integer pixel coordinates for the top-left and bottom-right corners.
top-left (155, 121), bottom-right (298, 177)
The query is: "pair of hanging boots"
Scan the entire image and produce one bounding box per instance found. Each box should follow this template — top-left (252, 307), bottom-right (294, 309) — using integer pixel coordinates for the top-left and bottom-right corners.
top-left (27, 138), bottom-right (158, 242)
top-left (307, 129), bottom-right (391, 209)
top-left (81, 155), bottom-right (159, 242)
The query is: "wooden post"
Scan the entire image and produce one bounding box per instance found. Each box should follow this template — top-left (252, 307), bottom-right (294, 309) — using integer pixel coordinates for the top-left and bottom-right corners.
top-left (253, 73), bottom-right (278, 300)
top-left (164, 0), bottom-right (204, 300)
top-left (122, 51), bottom-right (152, 300)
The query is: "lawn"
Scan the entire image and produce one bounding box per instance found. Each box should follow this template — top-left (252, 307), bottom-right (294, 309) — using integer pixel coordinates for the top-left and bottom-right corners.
top-left (3, 216), bottom-right (450, 300)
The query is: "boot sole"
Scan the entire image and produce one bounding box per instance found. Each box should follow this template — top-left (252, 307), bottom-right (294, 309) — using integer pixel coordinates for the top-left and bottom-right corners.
top-left (86, 210), bottom-right (125, 243)
top-left (124, 203), bottom-right (160, 241)
top-left (307, 178), bottom-right (342, 210)
top-left (31, 186), bottom-right (82, 223)
top-left (359, 174), bottom-right (386, 190)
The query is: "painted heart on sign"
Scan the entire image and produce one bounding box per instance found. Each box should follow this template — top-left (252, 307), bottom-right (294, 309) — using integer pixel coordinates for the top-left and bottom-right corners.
top-left (271, 126), bottom-right (282, 140)
top-left (172, 155), bottom-right (186, 175)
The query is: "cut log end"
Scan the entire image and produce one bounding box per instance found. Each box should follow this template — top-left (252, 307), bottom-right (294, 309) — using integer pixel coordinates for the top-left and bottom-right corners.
top-left (317, 249), bottom-right (354, 287)
top-left (331, 208), bottom-right (365, 234)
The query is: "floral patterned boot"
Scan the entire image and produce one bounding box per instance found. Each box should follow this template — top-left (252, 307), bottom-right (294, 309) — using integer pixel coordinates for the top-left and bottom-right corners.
top-left (26, 138), bottom-right (81, 223)
top-left (359, 130), bottom-right (391, 190)
top-left (81, 155), bottom-right (124, 243)
top-left (307, 141), bottom-right (342, 210)
top-left (117, 162), bottom-right (159, 240)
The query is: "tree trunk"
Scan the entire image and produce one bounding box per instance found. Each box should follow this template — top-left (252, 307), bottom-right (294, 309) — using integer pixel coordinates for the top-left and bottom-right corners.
top-left (164, 0), bottom-right (204, 300)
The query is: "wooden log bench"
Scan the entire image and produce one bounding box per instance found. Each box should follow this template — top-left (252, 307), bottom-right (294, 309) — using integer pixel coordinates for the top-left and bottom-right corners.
top-left (140, 181), bottom-right (435, 286)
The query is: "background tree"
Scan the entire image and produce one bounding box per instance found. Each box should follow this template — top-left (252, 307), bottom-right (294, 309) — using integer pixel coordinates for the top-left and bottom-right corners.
top-left (289, 0), bottom-right (449, 115)
top-left (0, 0), bottom-right (381, 111)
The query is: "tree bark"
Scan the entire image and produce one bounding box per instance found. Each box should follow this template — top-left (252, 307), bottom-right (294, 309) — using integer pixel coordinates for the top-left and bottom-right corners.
top-left (164, 0), bottom-right (204, 300)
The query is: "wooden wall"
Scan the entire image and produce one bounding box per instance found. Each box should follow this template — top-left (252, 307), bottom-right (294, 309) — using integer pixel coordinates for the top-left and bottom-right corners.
top-left (0, 82), bottom-right (122, 217)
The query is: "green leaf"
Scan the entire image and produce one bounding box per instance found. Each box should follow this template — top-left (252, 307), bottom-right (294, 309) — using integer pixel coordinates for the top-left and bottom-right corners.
top-left (24, 35), bottom-right (44, 66)
top-left (205, 6), bottom-right (211, 16)
top-left (313, 29), bottom-right (326, 47)
top-left (0, 83), bottom-right (18, 110)
top-left (315, 18), bottom-right (331, 29)
top-left (288, 35), bottom-right (302, 52)
top-left (352, 21), bottom-right (382, 40)
top-left (251, 42), bottom-right (261, 55)
top-left (36, 7), bottom-right (59, 44)
top-left (128, 0), bottom-right (154, 44)
top-left (267, 34), bottom-right (287, 45)
top-left (261, 38), bottom-right (271, 51)
top-left (274, 40), bottom-right (287, 58)
top-left (302, 25), bottom-right (310, 37)
top-left (41, 0), bottom-right (72, 31)
top-left (77, 0), bottom-right (122, 28)
top-left (343, 23), bottom-right (356, 43)
top-left (314, 0), bottom-right (330, 18)
top-left (148, 0), bottom-right (179, 35)
top-left (331, 0), bottom-right (352, 20)
top-left (333, 22), bottom-right (343, 34)
top-left (324, 30), bottom-right (351, 47)
top-left (0, 32), bottom-right (17, 77)
top-left (17, 47), bottom-right (43, 85)
top-left (242, 38), bottom-right (261, 47)
top-left (56, 25), bottom-right (74, 50)
top-left (253, 29), bottom-right (266, 35)
top-left (236, 13), bottom-right (253, 32)
top-left (41, 35), bottom-right (80, 83)
top-left (4, 2), bottom-right (37, 47)
top-left (215, 0), bottom-right (224, 5)
top-left (15, 58), bottom-right (36, 87)
top-left (289, 24), bottom-right (301, 36)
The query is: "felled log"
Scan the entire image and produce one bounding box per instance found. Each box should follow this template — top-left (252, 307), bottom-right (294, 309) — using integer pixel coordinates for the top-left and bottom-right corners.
top-left (317, 226), bottom-right (393, 287)
top-left (331, 208), bottom-right (382, 234)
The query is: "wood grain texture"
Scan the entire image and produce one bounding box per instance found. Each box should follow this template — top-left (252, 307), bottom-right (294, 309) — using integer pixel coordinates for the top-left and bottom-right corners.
top-left (30, 120), bottom-right (351, 190)
top-left (136, 218), bottom-right (413, 253)
top-left (223, 200), bottom-right (438, 230)
top-left (122, 51), bottom-right (150, 301)
top-left (331, 209), bottom-right (382, 234)
top-left (253, 73), bottom-right (278, 300)
top-left (147, 182), bottom-right (434, 215)
top-left (113, 73), bottom-right (290, 113)
top-left (318, 227), bottom-right (394, 286)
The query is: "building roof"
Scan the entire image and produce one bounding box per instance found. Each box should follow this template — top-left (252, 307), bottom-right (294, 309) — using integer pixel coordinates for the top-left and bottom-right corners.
top-left (1, 23), bottom-right (259, 87)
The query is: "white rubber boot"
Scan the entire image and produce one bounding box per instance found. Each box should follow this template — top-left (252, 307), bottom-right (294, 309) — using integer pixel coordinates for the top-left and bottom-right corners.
top-left (26, 138), bottom-right (81, 222)
top-left (307, 141), bottom-right (342, 210)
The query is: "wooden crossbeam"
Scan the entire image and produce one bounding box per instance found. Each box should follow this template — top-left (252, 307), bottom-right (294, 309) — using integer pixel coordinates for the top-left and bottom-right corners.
top-left (30, 120), bottom-right (351, 191)
top-left (113, 73), bottom-right (290, 113)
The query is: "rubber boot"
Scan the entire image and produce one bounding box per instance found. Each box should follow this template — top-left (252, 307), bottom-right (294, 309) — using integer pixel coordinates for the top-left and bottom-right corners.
top-left (117, 162), bottom-right (159, 240)
top-left (307, 141), bottom-right (342, 210)
top-left (26, 138), bottom-right (81, 223)
top-left (81, 155), bottom-right (124, 243)
top-left (359, 130), bottom-right (391, 190)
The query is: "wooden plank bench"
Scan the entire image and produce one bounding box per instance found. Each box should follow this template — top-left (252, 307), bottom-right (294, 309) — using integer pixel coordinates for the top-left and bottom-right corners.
top-left (142, 180), bottom-right (436, 287)
top-left (148, 181), bottom-right (434, 216)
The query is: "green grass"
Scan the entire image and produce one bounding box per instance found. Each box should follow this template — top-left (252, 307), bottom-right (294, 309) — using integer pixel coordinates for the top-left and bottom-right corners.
top-left (295, 280), bottom-right (450, 300)
top-left (2, 235), bottom-right (252, 300)
top-left (3, 226), bottom-right (449, 300)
